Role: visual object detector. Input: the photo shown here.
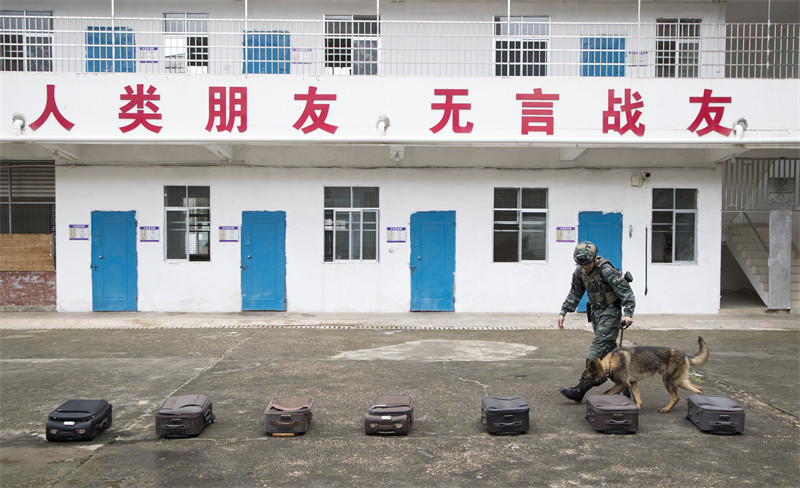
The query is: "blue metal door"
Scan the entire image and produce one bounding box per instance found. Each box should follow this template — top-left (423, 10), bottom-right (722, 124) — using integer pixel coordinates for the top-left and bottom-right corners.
top-left (91, 211), bottom-right (137, 311)
top-left (410, 211), bottom-right (456, 311)
top-left (577, 212), bottom-right (622, 312)
top-left (241, 211), bottom-right (286, 311)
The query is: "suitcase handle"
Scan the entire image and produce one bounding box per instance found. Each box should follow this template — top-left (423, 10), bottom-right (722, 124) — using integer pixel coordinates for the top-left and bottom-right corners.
top-left (494, 421), bottom-right (522, 428)
top-left (270, 420), bottom-right (300, 427)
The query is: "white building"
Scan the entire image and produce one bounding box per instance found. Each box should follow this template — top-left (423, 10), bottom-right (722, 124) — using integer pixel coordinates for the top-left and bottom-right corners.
top-left (1, 0), bottom-right (798, 314)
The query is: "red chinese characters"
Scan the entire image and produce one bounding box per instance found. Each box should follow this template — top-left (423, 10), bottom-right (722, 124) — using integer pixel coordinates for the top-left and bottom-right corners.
top-left (28, 84), bottom-right (75, 131)
top-left (293, 86), bottom-right (338, 134)
top-left (603, 89), bottom-right (645, 136)
top-left (430, 89), bottom-right (474, 134)
top-left (516, 88), bottom-right (559, 135)
top-left (119, 84), bottom-right (162, 133)
top-left (688, 89), bottom-right (732, 136)
top-left (206, 87), bottom-right (247, 132)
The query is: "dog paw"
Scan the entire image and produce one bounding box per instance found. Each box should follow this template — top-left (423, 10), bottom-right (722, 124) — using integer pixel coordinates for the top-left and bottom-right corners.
top-left (658, 407), bottom-right (672, 413)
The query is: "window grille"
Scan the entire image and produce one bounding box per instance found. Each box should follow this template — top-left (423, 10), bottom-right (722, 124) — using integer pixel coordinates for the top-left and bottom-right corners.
top-left (0, 10), bottom-right (52, 72)
top-left (164, 185), bottom-right (210, 261)
top-left (164, 13), bottom-right (208, 74)
top-left (652, 188), bottom-right (697, 263)
top-left (493, 187), bottom-right (548, 262)
top-left (656, 19), bottom-right (701, 78)
top-left (494, 16), bottom-right (549, 77)
top-left (0, 161), bottom-right (55, 234)
top-left (324, 186), bottom-right (379, 261)
top-left (325, 15), bottom-right (379, 75)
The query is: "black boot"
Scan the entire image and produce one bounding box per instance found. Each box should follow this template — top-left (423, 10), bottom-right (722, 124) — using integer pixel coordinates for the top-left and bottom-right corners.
top-left (559, 375), bottom-right (600, 403)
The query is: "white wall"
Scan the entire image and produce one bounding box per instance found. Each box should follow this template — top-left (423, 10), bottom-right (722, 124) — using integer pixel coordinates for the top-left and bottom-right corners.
top-left (55, 164), bottom-right (722, 313)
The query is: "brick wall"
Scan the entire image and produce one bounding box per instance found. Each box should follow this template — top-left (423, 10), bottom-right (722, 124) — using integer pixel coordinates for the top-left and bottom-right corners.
top-left (0, 234), bottom-right (56, 310)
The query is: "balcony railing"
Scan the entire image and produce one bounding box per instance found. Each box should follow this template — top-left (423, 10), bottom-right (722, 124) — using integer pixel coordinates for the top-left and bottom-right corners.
top-left (1, 17), bottom-right (798, 79)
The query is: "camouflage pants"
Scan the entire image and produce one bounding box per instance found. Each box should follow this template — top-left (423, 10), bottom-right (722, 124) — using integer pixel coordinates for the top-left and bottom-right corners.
top-left (587, 303), bottom-right (622, 361)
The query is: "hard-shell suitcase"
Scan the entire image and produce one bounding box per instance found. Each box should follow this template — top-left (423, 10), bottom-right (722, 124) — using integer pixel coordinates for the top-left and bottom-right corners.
top-left (265, 396), bottom-right (314, 436)
top-left (586, 395), bottom-right (638, 434)
top-left (156, 394), bottom-right (215, 438)
top-left (481, 396), bottom-right (530, 435)
top-left (46, 399), bottom-right (112, 441)
top-left (365, 394), bottom-right (414, 435)
top-left (687, 394), bottom-right (745, 435)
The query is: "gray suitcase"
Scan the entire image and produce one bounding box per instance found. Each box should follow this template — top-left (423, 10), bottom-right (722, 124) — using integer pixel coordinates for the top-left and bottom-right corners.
top-left (156, 394), bottom-right (215, 438)
top-left (481, 396), bottom-right (530, 435)
top-left (586, 395), bottom-right (638, 434)
top-left (265, 396), bottom-right (314, 436)
top-left (365, 394), bottom-right (413, 435)
top-left (687, 394), bottom-right (745, 435)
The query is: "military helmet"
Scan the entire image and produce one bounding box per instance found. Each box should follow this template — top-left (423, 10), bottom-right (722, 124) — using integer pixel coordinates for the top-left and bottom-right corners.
top-left (573, 241), bottom-right (598, 265)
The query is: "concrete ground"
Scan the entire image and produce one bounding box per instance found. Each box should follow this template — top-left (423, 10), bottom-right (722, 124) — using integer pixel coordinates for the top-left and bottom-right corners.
top-left (0, 312), bottom-right (798, 488)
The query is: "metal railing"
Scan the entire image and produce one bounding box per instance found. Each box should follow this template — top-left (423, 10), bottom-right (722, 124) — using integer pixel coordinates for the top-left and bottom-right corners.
top-left (1, 17), bottom-right (798, 78)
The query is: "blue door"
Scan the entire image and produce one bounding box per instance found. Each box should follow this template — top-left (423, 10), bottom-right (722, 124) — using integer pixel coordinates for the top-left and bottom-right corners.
top-left (241, 211), bottom-right (286, 311)
top-left (410, 211), bottom-right (456, 311)
top-left (577, 212), bottom-right (623, 312)
top-left (91, 211), bottom-right (137, 311)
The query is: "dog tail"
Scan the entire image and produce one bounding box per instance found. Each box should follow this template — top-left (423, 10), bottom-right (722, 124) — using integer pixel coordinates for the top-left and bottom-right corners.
top-left (689, 336), bottom-right (709, 367)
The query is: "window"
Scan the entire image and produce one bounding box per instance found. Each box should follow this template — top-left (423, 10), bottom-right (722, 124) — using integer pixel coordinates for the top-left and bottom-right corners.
top-left (0, 10), bottom-right (52, 72)
top-left (656, 19), bottom-right (700, 78)
top-left (581, 37), bottom-right (625, 77)
top-left (325, 15), bottom-right (379, 75)
top-left (164, 13), bottom-right (208, 74)
top-left (86, 26), bottom-right (136, 72)
top-left (324, 187), bottom-right (379, 261)
top-left (652, 188), bottom-right (697, 263)
top-left (243, 30), bottom-right (290, 74)
top-left (0, 161), bottom-right (55, 234)
top-left (494, 16), bottom-right (548, 77)
top-left (493, 188), bottom-right (547, 262)
top-left (164, 186), bottom-right (210, 261)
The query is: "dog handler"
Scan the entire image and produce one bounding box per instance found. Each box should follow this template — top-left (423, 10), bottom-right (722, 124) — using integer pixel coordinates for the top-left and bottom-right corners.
top-left (556, 241), bottom-right (636, 402)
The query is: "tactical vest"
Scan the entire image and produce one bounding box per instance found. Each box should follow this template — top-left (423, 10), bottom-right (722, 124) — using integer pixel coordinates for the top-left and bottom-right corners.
top-left (580, 258), bottom-right (620, 308)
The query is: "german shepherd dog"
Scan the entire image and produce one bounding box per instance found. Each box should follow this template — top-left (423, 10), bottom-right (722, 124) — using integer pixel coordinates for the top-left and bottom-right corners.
top-left (585, 336), bottom-right (709, 413)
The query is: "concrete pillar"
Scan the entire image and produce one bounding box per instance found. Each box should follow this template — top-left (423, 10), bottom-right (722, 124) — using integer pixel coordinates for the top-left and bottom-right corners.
top-left (768, 210), bottom-right (792, 311)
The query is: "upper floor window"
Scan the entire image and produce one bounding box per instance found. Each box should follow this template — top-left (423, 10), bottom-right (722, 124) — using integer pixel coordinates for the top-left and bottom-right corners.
top-left (656, 19), bottom-right (700, 78)
top-left (0, 10), bottom-right (52, 72)
top-left (652, 188), bottom-right (697, 263)
top-left (493, 187), bottom-right (548, 262)
top-left (494, 16), bottom-right (549, 77)
top-left (164, 186), bottom-right (210, 261)
top-left (325, 15), bottom-right (379, 75)
top-left (164, 13), bottom-right (209, 74)
top-left (581, 36), bottom-right (626, 77)
top-left (324, 187), bottom-right (379, 261)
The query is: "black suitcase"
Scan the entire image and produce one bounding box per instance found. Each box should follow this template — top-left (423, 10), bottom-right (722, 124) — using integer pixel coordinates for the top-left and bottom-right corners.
top-left (265, 396), bottom-right (314, 436)
top-left (481, 396), bottom-right (530, 435)
top-left (156, 394), bottom-right (215, 438)
top-left (687, 394), bottom-right (745, 435)
top-left (46, 399), bottom-right (112, 441)
top-left (365, 394), bottom-right (414, 435)
top-left (586, 395), bottom-right (638, 434)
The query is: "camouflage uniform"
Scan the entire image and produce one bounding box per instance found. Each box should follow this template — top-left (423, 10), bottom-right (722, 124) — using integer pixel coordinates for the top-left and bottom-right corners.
top-left (559, 257), bottom-right (636, 361)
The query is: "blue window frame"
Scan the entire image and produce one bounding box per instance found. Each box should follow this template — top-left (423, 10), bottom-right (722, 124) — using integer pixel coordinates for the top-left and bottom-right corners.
top-left (86, 26), bottom-right (136, 72)
top-left (581, 37), bottom-right (625, 77)
top-left (243, 31), bottom-right (290, 74)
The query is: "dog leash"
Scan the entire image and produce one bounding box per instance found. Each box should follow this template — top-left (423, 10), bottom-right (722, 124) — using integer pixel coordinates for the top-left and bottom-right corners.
top-left (618, 320), bottom-right (630, 347)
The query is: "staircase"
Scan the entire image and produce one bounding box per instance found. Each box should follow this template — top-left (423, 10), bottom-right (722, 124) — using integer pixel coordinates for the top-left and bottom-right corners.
top-left (726, 223), bottom-right (800, 312)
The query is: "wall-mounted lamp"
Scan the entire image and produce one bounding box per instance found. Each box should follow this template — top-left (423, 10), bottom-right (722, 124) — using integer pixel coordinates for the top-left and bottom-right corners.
top-left (376, 115), bottom-right (390, 136)
top-left (630, 171), bottom-right (650, 187)
top-left (733, 118), bottom-right (748, 139)
top-left (12, 113), bottom-right (25, 136)
top-left (390, 145), bottom-right (404, 162)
